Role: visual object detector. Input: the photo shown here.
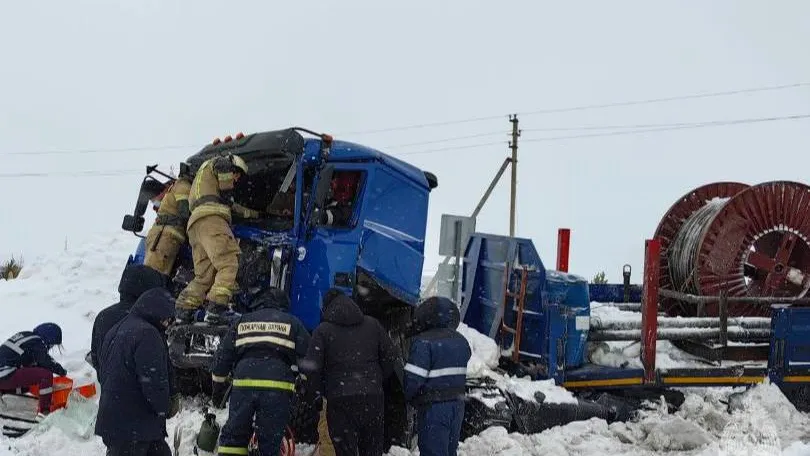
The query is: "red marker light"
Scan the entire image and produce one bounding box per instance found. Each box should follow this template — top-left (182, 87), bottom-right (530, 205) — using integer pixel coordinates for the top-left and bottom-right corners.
top-left (235, 132), bottom-right (245, 140)
top-left (213, 138), bottom-right (221, 145)
top-left (224, 135), bottom-right (233, 142)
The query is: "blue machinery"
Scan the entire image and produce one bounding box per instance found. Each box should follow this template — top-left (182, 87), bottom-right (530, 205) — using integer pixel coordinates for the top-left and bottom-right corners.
top-left (459, 233), bottom-right (810, 396)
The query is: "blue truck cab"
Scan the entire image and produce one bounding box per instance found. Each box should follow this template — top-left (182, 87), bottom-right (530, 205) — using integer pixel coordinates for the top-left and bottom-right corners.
top-left (121, 128), bottom-right (437, 446)
top-left (122, 127), bottom-right (437, 356)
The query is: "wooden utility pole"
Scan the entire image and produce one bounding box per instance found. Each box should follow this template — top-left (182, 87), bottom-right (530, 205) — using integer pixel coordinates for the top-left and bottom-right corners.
top-left (508, 115), bottom-right (520, 237)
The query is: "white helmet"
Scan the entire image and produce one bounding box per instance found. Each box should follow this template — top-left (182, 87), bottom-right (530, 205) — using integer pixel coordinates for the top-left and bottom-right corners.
top-left (230, 154), bottom-right (248, 174)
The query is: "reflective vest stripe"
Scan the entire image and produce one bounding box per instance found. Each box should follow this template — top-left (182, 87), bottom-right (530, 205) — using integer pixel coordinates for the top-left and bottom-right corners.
top-left (217, 446), bottom-right (249, 455)
top-left (232, 379), bottom-right (295, 391)
top-left (192, 160), bottom-right (212, 200)
top-left (210, 286), bottom-right (233, 300)
top-left (0, 367), bottom-right (16, 378)
top-left (38, 387), bottom-right (53, 395)
top-left (2, 335), bottom-right (39, 355)
top-left (235, 335), bottom-right (295, 350)
top-left (405, 363), bottom-right (467, 379)
top-left (212, 374), bottom-right (228, 383)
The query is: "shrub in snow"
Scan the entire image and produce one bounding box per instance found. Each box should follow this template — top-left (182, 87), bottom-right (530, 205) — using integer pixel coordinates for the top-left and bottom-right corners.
top-left (1, 256), bottom-right (23, 280)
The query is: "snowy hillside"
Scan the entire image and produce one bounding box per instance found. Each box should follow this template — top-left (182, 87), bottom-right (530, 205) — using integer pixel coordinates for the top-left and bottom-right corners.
top-left (2, 231), bottom-right (810, 455)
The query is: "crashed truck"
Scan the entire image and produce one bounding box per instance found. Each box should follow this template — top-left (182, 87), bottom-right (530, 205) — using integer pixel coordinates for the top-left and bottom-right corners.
top-left (121, 127), bottom-right (442, 447)
top-left (120, 127), bottom-right (639, 449)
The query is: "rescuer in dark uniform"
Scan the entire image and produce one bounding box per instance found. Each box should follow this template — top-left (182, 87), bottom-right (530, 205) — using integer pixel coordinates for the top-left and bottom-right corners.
top-left (404, 296), bottom-right (471, 456)
top-left (210, 287), bottom-right (310, 456)
top-left (0, 323), bottom-right (66, 418)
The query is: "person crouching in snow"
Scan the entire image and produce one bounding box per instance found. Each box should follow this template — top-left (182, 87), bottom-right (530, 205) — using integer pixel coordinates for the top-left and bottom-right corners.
top-left (95, 287), bottom-right (177, 456)
top-left (403, 297), bottom-right (471, 456)
top-left (0, 323), bottom-right (67, 419)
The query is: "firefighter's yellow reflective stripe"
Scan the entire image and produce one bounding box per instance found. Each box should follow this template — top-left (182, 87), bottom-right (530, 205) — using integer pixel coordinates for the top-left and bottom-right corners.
top-left (217, 172), bottom-right (234, 183)
top-left (217, 446), bottom-right (249, 455)
top-left (194, 205), bottom-right (231, 219)
top-left (212, 374), bottom-right (228, 383)
top-left (164, 226), bottom-right (186, 242)
top-left (211, 286), bottom-right (233, 298)
top-left (235, 335), bottom-right (295, 349)
top-left (232, 379), bottom-right (295, 391)
top-left (192, 160), bottom-right (212, 200)
top-left (188, 205), bottom-right (233, 228)
top-left (175, 194), bottom-right (188, 201)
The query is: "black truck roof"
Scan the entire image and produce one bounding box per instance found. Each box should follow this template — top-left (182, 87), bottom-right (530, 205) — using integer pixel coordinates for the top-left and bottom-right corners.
top-left (185, 128), bottom-right (305, 177)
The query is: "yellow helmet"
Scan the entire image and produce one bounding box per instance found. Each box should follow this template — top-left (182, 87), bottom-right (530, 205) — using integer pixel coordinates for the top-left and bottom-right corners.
top-left (230, 154), bottom-right (248, 174)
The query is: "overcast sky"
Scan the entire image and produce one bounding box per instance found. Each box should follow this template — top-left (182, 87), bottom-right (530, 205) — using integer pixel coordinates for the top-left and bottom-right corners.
top-left (2, 1), bottom-right (809, 284)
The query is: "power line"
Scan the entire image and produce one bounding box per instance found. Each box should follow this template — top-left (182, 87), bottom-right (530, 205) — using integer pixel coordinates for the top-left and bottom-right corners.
top-left (1, 144), bottom-right (194, 157)
top-left (382, 131), bottom-right (507, 149)
top-left (517, 82), bottom-right (810, 117)
top-left (397, 141), bottom-right (506, 156)
top-left (4, 112), bottom-right (809, 177)
top-left (5, 82), bottom-right (809, 157)
top-left (520, 113), bottom-right (810, 144)
top-left (395, 112), bottom-right (810, 155)
top-left (0, 170), bottom-right (140, 179)
top-left (338, 81), bottom-right (810, 135)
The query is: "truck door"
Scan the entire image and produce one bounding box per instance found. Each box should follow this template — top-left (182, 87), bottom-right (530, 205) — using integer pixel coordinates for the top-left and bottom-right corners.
top-left (289, 167), bottom-right (366, 331)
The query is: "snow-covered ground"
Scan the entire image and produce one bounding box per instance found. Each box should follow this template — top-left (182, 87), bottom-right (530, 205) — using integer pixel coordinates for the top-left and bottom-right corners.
top-left (2, 231), bottom-right (810, 455)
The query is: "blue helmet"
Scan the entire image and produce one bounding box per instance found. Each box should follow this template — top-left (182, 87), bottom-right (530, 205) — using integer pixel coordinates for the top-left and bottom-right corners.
top-left (33, 322), bottom-right (63, 347)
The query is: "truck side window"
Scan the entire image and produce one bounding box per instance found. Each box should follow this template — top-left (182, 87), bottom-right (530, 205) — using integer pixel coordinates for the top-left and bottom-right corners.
top-left (321, 170), bottom-right (363, 227)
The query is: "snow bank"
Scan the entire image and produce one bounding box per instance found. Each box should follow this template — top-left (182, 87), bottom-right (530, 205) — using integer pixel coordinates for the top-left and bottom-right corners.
top-left (457, 323), bottom-right (500, 376)
top-left (458, 323), bottom-right (576, 405)
top-left (389, 382), bottom-right (810, 456)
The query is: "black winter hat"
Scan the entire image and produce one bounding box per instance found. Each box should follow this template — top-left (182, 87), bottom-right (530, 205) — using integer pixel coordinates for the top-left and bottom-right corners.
top-left (247, 287), bottom-right (290, 312)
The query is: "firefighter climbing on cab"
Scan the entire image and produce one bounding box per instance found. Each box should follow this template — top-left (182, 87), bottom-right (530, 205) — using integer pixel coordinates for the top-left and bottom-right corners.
top-left (209, 287), bottom-right (310, 456)
top-left (175, 154), bottom-right (263, 324)
top-left (404, 297), bottom-right (472, 456)
top-left (0, 323), bottom-right (67, 419)
top-left (143, 164), bottom-right (193, 282)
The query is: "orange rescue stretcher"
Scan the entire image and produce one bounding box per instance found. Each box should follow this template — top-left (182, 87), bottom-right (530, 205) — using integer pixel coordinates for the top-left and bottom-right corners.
top-left (29, 376), bottom-right (97, 413)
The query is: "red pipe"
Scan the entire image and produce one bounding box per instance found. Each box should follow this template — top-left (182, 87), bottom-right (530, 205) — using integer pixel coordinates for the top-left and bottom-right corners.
top-left (557, 228), bottom-right (571, 272)
top-left (641, 239), bottom-right (661, 383)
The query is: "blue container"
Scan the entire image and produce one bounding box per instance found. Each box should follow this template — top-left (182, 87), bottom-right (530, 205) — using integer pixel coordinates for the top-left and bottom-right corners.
top-left (544, 270), bottom-right (591, 369)
top-left (460, 233), bottom-right (547, 341)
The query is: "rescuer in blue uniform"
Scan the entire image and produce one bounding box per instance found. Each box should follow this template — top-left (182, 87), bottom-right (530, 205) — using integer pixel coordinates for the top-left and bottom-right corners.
top-left (210, 287), bottom-right (310, 456)
top-left (0, 323), bottom-right (66, 417)
top-left (403, 296), bottom-right (471, 456)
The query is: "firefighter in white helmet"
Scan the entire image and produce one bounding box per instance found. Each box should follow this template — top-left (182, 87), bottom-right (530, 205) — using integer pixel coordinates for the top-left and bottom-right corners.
top-left (176, 154), bottom-right (262, 324)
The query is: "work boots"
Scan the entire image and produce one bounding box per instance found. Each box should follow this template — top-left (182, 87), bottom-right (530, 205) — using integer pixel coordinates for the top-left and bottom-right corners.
top-left (204, 302), bottom-right (230, 325)
top-left (175, 309), bottom-right (197, 324)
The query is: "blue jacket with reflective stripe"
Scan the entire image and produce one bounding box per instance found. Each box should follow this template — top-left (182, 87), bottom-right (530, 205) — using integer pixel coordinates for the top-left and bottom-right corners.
top-left (211, 306), bottom-right (310, 388)
top-left (404, 297), bottom-right (471, 406)
top-left (0, 331), bottom-right (66, 380)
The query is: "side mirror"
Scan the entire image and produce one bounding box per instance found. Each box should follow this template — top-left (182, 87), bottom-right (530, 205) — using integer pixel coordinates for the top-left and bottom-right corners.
top-left (314, 165), bottom-right (335, 208)
top-left (122, 214), bottom-right (145, 233)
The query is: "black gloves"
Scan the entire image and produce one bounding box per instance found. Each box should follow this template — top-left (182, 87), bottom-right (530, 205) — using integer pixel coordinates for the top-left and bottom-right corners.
top-left (211, 381), bottom-right (230, 409)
